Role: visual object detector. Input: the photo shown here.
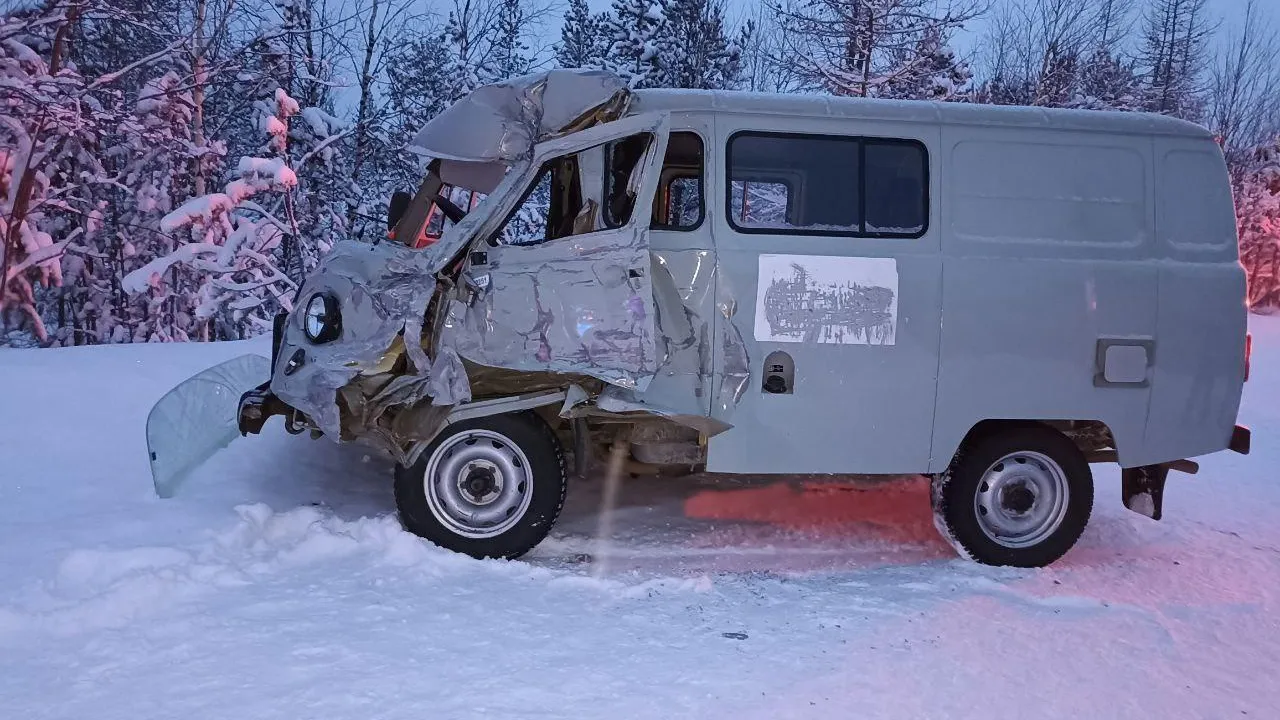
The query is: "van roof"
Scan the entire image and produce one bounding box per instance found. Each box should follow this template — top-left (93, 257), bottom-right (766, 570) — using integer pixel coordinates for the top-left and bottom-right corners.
top-left (629, 88), bottom-right (1214, 139)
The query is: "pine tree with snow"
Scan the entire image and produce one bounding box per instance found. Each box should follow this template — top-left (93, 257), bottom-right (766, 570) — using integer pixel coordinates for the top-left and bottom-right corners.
top-left (773, 0), bottom-right (978, 99)
top-left (441, 9), bottom-right (484, 97)
top-left (877, 26), bottom-right (972, 101)
top-left (1073, 48), bottom-right (1140, 111)
top-left (385, 27), bottom-right (466, 194)
top-left (485, 0), bottom-right (533, 82)
top-left (602, 0), bottom-right (666, 88)
top-left (556, 0), bottom-right (604, 69)
top-left (658, 0), bottom-right (742, 90)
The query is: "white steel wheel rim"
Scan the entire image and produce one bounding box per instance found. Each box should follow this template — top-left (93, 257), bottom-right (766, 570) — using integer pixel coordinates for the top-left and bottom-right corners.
top-left (423, 429), bottom-right (534, 539)
top-left (973, 450), bottom-right (1070, 549)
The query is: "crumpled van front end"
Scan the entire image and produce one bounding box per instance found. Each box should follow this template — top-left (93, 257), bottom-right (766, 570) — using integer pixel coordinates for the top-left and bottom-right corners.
top-left (147, 69), bottom-right (647, 498)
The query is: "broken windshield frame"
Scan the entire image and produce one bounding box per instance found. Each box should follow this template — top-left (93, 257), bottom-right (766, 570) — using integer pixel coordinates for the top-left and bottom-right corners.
top-left (390, 162), bottom-right (506, 249)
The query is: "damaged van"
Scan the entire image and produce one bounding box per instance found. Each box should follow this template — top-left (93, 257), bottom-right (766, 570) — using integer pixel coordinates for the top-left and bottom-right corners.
top-left (147, 69), bottom-right (1252, 568)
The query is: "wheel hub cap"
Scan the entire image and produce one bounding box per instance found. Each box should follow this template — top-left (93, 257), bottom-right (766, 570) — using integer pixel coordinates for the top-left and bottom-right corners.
top-left (423, 430), bottom-right (533, 539)
top-left (460, 461), bottom-right (501, 503)
top-left (974, 451), bottom-right (1069, 549)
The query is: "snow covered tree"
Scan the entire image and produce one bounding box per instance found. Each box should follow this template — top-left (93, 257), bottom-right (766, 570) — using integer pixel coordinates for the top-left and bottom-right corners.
top-left (771, 0), bottom-right (978, 99)
top-left (1073, 47), bottom-right (1140, 110)
top-left (121, 128), bottom-right (303, 340)
top-left (877, 25), bottom-right (972, 101)
top-left (1206, 0), bottom-right (1280, 156)
top-left (602, 0), bottom-right (665, 88)
top-left (439, 3), bottom-right (491, 96)
top-left (1235, 137), bottom-right (1280, 312)
top-left (973, 0), bottom-right (1096, 108)
top-left (385, 25), bottom-right (464, 194)
top-left (485, 0), bottom-right (533, 82)
top-left (737, 8), bottom-right (805, 93)
top-left (289, 101), bottom-right (349, 274)
top-left (99, 70), bottom-right (227, 344)
top-left (556, 0), bottom-right (603, 69)
top-left (658, 0), bottom-right (742, 90)
top-left (1136, 0), bottom-right (1212, 120)
top-left (0, 3), bottom-right (120, 345)
top-left (341, 0), bottom-right (420, 242)
top-left (242, 0), bottom-right (351, 282)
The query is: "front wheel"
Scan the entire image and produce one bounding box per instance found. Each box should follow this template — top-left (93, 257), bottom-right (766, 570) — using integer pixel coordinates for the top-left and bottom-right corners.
top-left (394, 413), bottom-right (567, 560)
top-left (932, 425), bottom-right (1093, 567)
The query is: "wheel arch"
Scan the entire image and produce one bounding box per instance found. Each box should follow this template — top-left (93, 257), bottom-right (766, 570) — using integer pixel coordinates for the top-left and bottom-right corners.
top-left (936, 418), bottom-right (1118, 473)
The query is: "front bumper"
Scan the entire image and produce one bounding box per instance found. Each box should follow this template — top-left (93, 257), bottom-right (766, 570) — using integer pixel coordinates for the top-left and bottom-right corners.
top-left (237, 312), bottom-right (296, 436)
top-left (237, 382), bottom-right (294, 435)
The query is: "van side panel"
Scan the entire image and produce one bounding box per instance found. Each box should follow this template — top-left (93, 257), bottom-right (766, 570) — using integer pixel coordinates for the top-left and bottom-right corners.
top-left (705, 112), bottom-right (944, 475)
top-left (1141, 139), bottom-right (1247, 463)
top-left (929, 127), bottom-right (1159, 472)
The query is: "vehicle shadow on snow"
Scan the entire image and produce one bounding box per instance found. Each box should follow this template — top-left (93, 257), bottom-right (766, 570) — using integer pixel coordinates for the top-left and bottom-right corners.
top-left (536, 472), bottom-right (962, 576)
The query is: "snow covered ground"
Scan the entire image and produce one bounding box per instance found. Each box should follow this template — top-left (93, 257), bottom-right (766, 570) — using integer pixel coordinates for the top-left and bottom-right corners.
top-left (2, 319), bottom-right (1278, 720)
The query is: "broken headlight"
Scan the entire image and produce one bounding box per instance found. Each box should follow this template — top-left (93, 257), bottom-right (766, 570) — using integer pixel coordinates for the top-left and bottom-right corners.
top-left (303, 292), bottom-right (341, 344)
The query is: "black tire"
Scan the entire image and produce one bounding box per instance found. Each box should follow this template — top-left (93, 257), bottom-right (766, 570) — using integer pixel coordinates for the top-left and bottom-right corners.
top-left (394, 412), bottom-right (567, 560)
top-left (932, 424), bottom-right (1093, 568)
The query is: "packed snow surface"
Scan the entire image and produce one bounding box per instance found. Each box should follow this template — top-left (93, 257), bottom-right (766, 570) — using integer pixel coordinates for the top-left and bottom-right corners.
top-left (3, 319), bottom-right (1279, 719)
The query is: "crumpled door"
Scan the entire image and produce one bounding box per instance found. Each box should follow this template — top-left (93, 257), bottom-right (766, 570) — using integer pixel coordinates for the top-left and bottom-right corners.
top-left (451, 112), bottom-right (672, 392)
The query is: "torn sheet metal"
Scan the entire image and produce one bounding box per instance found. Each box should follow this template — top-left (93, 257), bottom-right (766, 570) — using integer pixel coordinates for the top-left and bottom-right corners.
top-left (643, 250), bottom-right (715, 417)
top-left (264, 143), bottom-right (546, 442)
top-left (452, 235), bottom-right (657, 390)
top-left (407, 69), bottom-right (630, 166)
top-left (597, 386), bottom-right (730, 437)
top-left (715, 274), bottom-right (752, 421)
top-left (557, 382), bottom-right (730, 439)
top-left (268, 241), bottom-right (449, 438)
top-left (449, 112), bottom-right (671, 393)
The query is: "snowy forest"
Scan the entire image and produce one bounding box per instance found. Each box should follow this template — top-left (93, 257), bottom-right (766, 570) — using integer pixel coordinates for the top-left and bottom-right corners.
top-left (2, 0), bottom-right (1279, 348)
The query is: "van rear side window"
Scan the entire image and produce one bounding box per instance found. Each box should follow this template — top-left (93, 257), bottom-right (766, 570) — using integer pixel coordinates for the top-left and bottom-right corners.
top-left (726, 131), bottom-right (927, 238)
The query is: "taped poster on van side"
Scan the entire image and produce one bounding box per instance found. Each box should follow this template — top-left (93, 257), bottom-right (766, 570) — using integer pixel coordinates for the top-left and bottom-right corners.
top-left (753, 254), bottom-right (898, 345)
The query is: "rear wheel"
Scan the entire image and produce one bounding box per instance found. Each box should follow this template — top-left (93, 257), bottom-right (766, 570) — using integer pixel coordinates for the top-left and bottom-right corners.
top-left (394, 413), bottom-right (566, 560)
top-left (932, 425), bottom-right (1093, 567)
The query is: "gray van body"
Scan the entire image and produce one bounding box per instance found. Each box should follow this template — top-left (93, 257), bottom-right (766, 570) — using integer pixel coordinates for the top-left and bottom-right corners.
top-left (619, 88), bottom-right (1247, 475)
top-left (187, 72), bottom-right (1247, 509)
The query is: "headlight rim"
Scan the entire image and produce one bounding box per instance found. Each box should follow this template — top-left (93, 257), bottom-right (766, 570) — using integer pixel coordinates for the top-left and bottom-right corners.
top-left (302, 292), bottom-right (342, 344)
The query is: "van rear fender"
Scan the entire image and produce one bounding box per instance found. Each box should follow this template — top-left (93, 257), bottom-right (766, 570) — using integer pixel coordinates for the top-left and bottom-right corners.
top-left (942, 419), bottom-right (1117, 467)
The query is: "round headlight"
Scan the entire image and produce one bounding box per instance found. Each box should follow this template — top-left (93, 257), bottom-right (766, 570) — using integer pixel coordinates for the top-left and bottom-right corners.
top-left (303, 293), bottom-right (341, 343)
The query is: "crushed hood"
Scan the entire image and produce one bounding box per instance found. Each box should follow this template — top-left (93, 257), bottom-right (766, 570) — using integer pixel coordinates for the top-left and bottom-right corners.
top-left (406, 69), bottom-right (631, 167)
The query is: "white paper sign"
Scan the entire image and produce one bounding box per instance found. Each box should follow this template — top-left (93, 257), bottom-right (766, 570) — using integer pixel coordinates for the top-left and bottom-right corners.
top-left (753, 254), bottom-right (898, 345)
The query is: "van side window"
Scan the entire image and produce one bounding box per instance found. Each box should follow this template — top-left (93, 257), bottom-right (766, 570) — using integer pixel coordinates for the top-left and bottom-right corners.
top-left (726, 132), bottom-right (928, 238)
top-left (651, 132), bottom-right (705, 230)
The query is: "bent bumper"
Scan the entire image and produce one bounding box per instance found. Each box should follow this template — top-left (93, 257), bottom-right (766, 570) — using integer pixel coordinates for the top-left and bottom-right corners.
top-left (238, 312), bottom-right (302, 436)
top-left (237, 382), bottom-right (295, 436)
